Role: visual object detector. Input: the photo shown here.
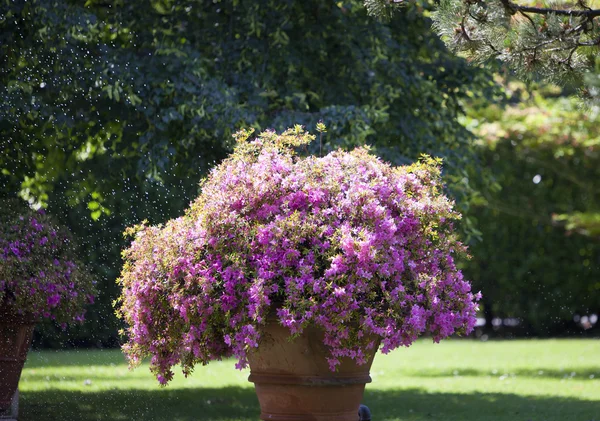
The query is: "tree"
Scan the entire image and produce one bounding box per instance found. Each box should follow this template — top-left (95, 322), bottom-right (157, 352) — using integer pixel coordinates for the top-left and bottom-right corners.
top-left (365, 0), bottom-right (600, 87)
top-left (432, 0), bottom-right (600, 85)
top-left (0, 0), bottom-right (493, 345)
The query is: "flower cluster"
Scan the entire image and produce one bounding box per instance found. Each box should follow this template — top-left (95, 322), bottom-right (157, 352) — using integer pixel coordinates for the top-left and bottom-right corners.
top-left (117, 126), bottom-right (481, 385)
top-left (0, 199), bottom-right (96, 324)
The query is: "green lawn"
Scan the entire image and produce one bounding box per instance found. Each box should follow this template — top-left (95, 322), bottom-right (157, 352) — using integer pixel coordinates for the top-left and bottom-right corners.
top-left (18, 339), bottom-right (600, 421)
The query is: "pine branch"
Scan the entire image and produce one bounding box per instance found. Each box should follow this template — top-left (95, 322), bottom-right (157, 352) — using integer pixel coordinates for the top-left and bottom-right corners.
top-left (499, 0), bottom-right (600, 17)
top-left (578, 36), bottom-right (600, 45)
top-left (518, 10), bottom-right (538, 32)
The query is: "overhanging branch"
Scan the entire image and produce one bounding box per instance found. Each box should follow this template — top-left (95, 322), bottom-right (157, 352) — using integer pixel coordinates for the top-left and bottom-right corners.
top-left (500, 0), bottom-right (600, 17)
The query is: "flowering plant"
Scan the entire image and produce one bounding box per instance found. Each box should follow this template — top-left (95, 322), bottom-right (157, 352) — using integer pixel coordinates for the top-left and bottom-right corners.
top-left (0, 199), bottom-right (96, 324)
top-left (117, 126), bottom-right (481, 384)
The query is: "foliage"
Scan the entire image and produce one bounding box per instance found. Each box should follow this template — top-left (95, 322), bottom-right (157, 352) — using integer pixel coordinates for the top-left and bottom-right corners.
top-left (0, 0), bottom-right (494, 346)
top-left (463, 80), bottom-right (600, 333)
top-left (553, 211), bottom-right (600, 237)
top-left (116, 128), bottom-right (480, 384)
top-left (367, 0), bottom-right (600, 100)
top-left (0, 0), bottom-right (493, 210)
top-left (431, 0), bottom-right (600, 85)
top-left (364, 0), bottom-right (402, 21)
top-left (0, 198), bottom-right (96, 324)
top-left (365, 0), bottom-right (600, 87)
top-left (365, 0), bottom-right (600, 331)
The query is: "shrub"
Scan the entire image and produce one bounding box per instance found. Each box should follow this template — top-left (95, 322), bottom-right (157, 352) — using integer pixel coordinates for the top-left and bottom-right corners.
top-left (0, 199), bottom-right (96, 325)
top-left (117, 127), bottom-right (480, 384)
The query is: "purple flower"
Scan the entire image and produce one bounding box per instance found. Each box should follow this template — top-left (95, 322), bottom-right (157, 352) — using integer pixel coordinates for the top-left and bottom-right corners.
top-left (47, 294), bottom-right (61, 307)
top-left (30, 218), bottom-right (43, 231)
top-left (1, 199), bottom-right (96, 325)
top-left (116, 127), bottom-right (480, 385)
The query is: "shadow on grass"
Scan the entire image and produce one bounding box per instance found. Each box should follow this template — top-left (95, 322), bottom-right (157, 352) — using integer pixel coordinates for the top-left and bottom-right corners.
top-left (363, 388), bottom-right (600, 421)
top-left (19, 387), bottom-right (600, 421)
top-left (409, 367), bottom-right (600, 381)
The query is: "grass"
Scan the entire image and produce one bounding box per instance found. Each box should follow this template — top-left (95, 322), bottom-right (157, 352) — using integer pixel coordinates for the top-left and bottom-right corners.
top-left (18, 339), bottom-right (600, 421)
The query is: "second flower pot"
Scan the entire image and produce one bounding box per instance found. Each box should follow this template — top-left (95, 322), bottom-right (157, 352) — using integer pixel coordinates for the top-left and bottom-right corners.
top-left (0, 306), bottom-right (35, 414)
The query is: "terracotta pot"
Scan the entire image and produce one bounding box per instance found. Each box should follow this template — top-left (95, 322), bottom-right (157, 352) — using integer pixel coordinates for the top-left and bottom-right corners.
top-left (0, 306), bottom-right (35, 412)
top-left (247, 321), bottom-right (378, 421)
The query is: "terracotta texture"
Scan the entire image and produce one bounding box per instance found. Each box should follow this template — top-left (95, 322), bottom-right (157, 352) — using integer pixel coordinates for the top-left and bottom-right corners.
top-left (0, 307), bottom-right (35, 412)
top-left (247, 321), bottom-right (378, 421)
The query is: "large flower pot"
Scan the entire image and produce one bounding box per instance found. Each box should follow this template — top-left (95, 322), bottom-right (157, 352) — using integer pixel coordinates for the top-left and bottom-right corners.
top-left (247, 321), bottom-right (378, 421)
top-left (0, 307), bottom-right (35, 413)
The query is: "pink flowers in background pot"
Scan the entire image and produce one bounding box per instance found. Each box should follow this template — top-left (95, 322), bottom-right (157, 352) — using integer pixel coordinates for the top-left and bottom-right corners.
top-left (0, 199), bottom-right (96, 324)
top-left (116, 126), bottom-right (481, 385)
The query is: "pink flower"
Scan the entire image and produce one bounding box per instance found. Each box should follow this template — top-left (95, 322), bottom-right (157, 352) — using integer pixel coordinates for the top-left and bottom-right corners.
top-left (1, 199), bottom-right (96, 325)
top-left (116, 127), bottom-right (480, 385)
top-left (47, 294), bottom-right (61, 307)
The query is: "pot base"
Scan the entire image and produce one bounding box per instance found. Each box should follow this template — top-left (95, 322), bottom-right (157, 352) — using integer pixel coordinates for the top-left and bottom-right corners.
top-left (253, 384), bottom-right (365, 421)
top-left (258, 411), bottom-right (359, 421)
top-left (0, 390), bottom-right (18, 421)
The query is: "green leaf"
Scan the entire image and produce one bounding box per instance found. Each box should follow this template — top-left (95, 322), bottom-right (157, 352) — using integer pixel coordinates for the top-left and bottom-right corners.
top-left (90, 210), bottom-right (102, 220)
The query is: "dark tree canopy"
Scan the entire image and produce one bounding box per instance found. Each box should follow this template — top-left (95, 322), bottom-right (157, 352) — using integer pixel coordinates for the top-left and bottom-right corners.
top-left (0, 0), bottom-right (494, 345)
top-left (1, 0), bottom-right (495, 210)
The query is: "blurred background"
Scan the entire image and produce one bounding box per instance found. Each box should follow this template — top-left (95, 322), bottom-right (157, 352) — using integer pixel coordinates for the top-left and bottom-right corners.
top-left (1, 0), bottom-right (598, 350)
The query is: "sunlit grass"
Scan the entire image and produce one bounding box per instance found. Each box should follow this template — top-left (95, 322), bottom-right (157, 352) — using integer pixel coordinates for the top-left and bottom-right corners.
top-left (18, 339), bottom-right (600, 421)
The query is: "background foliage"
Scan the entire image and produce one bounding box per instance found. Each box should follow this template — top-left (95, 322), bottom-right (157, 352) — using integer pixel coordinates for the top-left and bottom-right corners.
top-left (463, 80), bottom-right (600, 334)
top-left (363, 0), bottom-right (600, 334)
top-left (368, 0), bottom-right (600, 95)
top-left (0, 0), bottom-right (495, 346)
